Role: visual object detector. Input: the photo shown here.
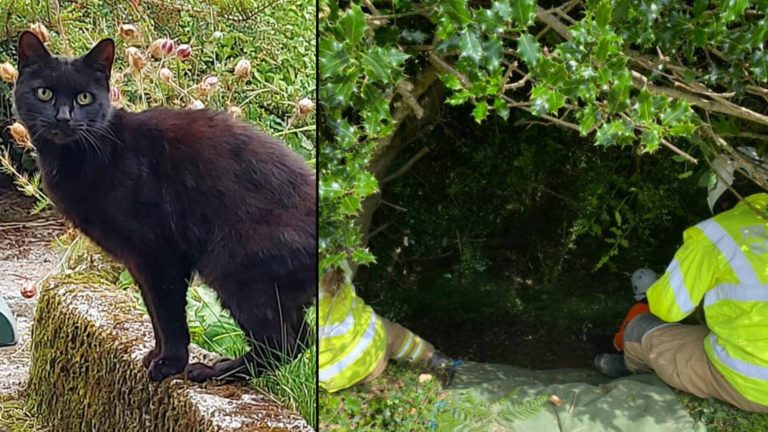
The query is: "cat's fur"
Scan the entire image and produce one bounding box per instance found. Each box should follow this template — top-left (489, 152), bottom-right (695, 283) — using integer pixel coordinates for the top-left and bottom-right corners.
top-left (14, 32), bottom-right (316, 382)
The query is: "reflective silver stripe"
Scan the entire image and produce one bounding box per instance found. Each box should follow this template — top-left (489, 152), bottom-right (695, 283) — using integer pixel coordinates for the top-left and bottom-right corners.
top-left (697, 219), bottom-right (759, 284)
top-left (393, 332), bottom-right (414, 360)
top-left (319, 308), bottom-right (379, 383)
top-left (709, 333), bottom-right (768, 381)
top-left (319, 310), bottom-right (354, 339)
top-left (704, 283), bottom-right (768, 307)
top-left (667, 259), bottom-right (695, 314)
top-left (408, 338), bottom-right (425, 362)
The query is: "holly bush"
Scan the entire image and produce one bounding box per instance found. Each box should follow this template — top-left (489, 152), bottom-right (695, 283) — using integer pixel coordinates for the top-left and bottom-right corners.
top-left (320, 0), bottom-right (768, 277)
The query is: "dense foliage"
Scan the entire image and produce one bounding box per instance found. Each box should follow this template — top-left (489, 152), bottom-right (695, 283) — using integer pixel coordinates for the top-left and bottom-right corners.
top-left (320, 0), bottom-right (768, 277)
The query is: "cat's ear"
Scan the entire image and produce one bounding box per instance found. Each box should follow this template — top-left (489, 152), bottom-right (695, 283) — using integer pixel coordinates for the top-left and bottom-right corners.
top-left (17, 31), bottom-right (51, 70)
top-left (82, 39), bottom-right (115, 79)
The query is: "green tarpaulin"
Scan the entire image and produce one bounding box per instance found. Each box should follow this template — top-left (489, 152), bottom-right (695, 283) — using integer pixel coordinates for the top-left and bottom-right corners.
top-left (433, 362), bottom-right (705, 432)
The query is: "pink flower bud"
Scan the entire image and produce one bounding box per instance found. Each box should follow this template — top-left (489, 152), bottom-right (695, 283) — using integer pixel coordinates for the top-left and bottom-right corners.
top-left (126, 47), bottom-right (146, 72)
top-left (150, 38), bottom-right (175, 58)
top-left (20, 283), bottom-right (37, 299)
top-left (158, 67), bottom-right (173, 82)
top-left (118, 24), bottom-right (139, 40)
top-left (9, 122), bottom-right (30, 145)
top-left (175, 44), bottom-right (191, 60)
top-left (0, 63), bottom-right (18, 83)
top-left (297, 97), bottom-right (315, 117)
top-left (234, 59), bottom-right (251, 78)
top-left (228, 106), bottom-right (243, 118)
top-left (198, 75), bottom-right (219, 96)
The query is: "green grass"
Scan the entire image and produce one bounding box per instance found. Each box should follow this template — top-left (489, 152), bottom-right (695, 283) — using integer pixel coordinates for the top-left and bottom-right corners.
top-left (680, 393), bottom-right (768, 432)
top-left (319, 364), bottom-right (442, 431)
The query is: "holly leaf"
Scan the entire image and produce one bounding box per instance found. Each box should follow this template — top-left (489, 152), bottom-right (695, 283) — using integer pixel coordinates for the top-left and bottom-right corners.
top-left (339, 4), bottom-right (366, 44)
top-left (634, 88), bottom-right (655, 122)
top-left (751, 50), bottom-right (768, 82)
top-left (494, 97), bottom-right (509, 120)
top-left (510, 0), bottom-right (536, 27)
top-left (484, 37), bottom-right (503, 71)
top-left (517, 33), bottom-right (540, 66)
top-left (721, 0), bottom-right (749, 22)
top-left (473, 100), bottom-right (489, 123)
top-left (459, 31), bottom-right (483, 64)
top-left (319, 39), bottom-right (350, 78)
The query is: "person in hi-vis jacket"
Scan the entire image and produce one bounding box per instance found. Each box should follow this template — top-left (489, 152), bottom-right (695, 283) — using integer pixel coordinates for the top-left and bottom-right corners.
top-left (318, 263), bottom-right (453, 393)
top-left (606, 150), bottom-right (768, 412)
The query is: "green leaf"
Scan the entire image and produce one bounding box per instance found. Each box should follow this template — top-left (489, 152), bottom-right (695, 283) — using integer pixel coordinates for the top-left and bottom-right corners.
top-left (510, 0), bottom-right (536, 27)
top-left (516, 33), bottom-right (540, 66)
top-left (323, 73), bottom-right (357, 107)
top-left (530, 85), bottom-right (549, 116)
top-left (578, 105), bottom-right (600, 136)
top-left (595, 120), bottom-right (634, 147)
top-left (494, 97), bottom-right (510, 120)
top-left (546, 90), bottom-right (565, 114)
top-left (477, 9), bottom-right (504, 33)
top-left (661, 100), bottom-right (690, 126)
top-left (446, 90), bottom-right (471, 106)
top-left (351, 248), bottom-right (377, 265)
top-left (339, 4), bottom-right (367, 44)
top-left (441, 0), bottom-right (472, 26)
top-left (607, 69), bottom-right (632, 112)
top-left (751, 50), bottom-right (768, 82)
top-left (640, 129), bottom-right (660, 152)
top-left (340, 195), bottom-right (361, 215)
top-left (634, 88), bottom-right (655, 122)
top-left (473, 100), bottom-right (489, 123)
top-left (484, 37), bottom-right (503, 71)
top-left (459, 31), bottom-right (483, 64)
top-left (319, 39), bottom-right (350, 78)
top-left (594, 0), bottom-right (612, 27)
top-left (594, 35), bottom-right (611, 62)
top-left (440, 73), bottom-right (464, 90)
top-left (492, 1), bottom-right (513, 21)
top-left (361, 47), bottom-right (408, 82)
top-left (721, 0), bottom-right (749, 22)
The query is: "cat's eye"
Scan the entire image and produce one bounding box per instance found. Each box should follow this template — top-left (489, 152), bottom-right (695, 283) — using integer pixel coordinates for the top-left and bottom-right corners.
top-left (35, 87), bottom-right (53, 102)
top-left (76, 92), bottom-right (93, 106)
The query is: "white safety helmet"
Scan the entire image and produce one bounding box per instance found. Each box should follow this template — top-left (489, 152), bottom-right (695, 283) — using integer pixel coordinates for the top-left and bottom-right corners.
top-left (631, 268), bottom-right (658, 301)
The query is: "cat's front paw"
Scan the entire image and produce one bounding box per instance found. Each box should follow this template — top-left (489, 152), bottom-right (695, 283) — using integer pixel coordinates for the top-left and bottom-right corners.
top-left (147, 355), bottom-right (188, 382)
top-left (184, 362), bottom-right (218, 383)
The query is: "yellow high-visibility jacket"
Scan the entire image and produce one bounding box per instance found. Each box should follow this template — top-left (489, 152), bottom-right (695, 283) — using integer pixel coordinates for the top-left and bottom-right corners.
top-left (318, 282), bottom-right (387, 393)
top-left (647, 193), bottom-right (768, 406)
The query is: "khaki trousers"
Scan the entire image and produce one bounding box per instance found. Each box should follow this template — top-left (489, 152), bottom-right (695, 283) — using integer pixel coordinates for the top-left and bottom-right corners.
top-left (362, 317), bottom-right (435, 383)
top-left (625, 323), bottom-right (768, 413)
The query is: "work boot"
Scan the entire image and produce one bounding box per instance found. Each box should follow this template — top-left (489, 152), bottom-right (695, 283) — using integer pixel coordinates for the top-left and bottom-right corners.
top-left (429, 350), bottom-right (454, 370)
top-left (428, 350), bottom-right (458, 384)
top-left (594, 353), bottom-right (631, 378)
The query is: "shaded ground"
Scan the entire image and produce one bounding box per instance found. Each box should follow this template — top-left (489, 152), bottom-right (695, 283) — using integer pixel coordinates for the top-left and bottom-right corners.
top-left (0, 177), bottom-right (65, 431)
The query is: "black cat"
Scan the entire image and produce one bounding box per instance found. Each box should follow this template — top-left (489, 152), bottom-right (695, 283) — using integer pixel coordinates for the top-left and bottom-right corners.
top-left (13, 32), bottom-right (317, 382)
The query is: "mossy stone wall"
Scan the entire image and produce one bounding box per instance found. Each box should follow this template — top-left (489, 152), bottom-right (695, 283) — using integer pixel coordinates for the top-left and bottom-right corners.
top-left (27, 283), bottom-right (312, 431)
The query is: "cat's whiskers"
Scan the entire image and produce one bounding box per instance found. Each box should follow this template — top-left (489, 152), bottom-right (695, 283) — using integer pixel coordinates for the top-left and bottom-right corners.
top-left (76, 129), bottom-right (107, 163)
top-left (88, 123), bottom-right (123, 147)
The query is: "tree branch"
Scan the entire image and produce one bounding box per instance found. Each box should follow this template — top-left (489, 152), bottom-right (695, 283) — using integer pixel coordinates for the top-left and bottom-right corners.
top-left (382, 146), bottom-right (430, 184)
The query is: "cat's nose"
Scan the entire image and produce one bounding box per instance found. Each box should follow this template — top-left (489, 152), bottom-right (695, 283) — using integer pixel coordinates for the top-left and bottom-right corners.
top-left (55, 106), bottom-right (72, 123)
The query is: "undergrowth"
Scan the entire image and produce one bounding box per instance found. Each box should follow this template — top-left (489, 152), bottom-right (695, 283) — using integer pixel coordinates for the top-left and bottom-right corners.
top-left (319, 364), bottom-right (442, 431)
